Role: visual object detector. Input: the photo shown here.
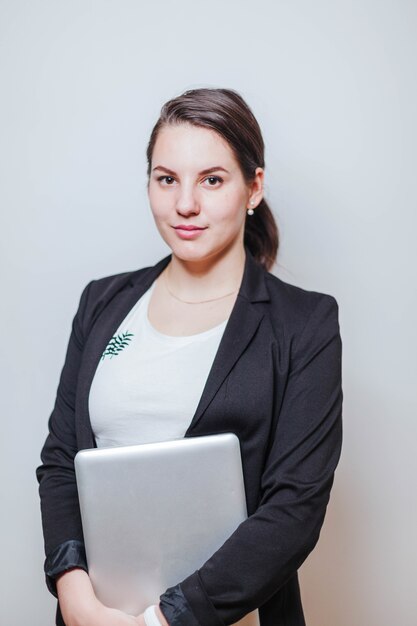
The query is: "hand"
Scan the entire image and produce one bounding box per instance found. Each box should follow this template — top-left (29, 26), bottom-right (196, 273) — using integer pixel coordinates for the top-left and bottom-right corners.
top-left (56, 568), bottom-right (142, 626)
top-left (65, 599), bottom-right (142, 626)
top-left (93, 604), bottom-right (142, 625)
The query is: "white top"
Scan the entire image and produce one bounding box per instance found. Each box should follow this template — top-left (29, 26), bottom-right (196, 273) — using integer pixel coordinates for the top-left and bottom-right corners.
top-left (89, 281), bottom-right (229, 448)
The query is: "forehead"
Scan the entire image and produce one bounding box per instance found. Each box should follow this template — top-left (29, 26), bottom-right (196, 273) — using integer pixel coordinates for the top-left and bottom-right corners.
top-left (152, 123), bottom-right (238, 170)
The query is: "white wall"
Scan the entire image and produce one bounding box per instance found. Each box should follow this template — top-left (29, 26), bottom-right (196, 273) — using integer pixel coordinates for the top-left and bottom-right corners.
top-left (1, 1), bottom-right (416, 624)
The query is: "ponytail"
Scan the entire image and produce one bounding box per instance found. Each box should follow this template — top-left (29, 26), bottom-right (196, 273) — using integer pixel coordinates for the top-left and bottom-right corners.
top-left (244, 198), bottom-right (279, 272)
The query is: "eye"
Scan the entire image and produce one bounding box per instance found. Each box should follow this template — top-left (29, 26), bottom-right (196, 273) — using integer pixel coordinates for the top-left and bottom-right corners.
top-left (204, 176), bottom-right (223, 187)
top-left (157, 175), bottom-right (176, 185)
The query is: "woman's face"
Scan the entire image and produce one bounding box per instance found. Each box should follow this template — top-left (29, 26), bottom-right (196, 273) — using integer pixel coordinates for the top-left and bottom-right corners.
top-left (147, 123), bottom-right (263, 265)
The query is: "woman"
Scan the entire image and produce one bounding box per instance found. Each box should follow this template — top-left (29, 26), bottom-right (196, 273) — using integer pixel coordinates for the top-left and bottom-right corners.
top-left (37, 87), bottom-right (343, 626)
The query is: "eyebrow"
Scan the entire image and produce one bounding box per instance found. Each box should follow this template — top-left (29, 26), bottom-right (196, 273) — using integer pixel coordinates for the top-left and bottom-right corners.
top-left (152, 165), bottom-right (230, 176)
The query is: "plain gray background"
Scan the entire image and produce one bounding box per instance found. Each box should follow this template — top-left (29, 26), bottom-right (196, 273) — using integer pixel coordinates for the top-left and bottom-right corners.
top-left (1, 1), bottom-right (416, 624)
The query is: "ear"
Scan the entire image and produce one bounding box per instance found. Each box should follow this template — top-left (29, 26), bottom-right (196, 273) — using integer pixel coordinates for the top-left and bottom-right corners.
top-left (247, 167), bottom-right (265, 209)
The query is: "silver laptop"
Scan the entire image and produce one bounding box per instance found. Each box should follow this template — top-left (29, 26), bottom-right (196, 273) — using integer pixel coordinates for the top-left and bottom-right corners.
top-left (75, 433), bottom-right (260, 626)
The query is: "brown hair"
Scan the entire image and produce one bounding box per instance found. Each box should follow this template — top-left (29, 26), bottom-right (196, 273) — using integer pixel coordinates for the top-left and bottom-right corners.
top-left (146, 87), bottom-right (279, 271)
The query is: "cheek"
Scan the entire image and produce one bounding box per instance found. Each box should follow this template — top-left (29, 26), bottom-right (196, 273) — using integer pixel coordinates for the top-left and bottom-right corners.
top-left (213, 192), bottom-right (246, 226)
top-left (148, 188), bottom-right (170, 220)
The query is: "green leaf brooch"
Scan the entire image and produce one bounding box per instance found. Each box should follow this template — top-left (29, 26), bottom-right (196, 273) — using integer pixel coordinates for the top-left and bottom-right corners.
top-left (101, 331), bottom-right (134, 360)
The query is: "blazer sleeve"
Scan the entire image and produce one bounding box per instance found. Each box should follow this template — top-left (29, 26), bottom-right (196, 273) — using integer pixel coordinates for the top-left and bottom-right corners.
top-left (159, 294), bottom-right (343, 626)
top-left (36, 280), bottom-right (95, 597)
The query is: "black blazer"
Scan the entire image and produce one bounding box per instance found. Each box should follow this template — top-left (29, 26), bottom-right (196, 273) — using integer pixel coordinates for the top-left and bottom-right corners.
top-left (36, 247), bottom-right (343, 626)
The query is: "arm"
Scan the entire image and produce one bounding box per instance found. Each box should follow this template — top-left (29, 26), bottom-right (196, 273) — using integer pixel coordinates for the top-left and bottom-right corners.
top-left (36, 281), bottom-right (95, 595)
top-left (159, 295), bottom-right (343, 626)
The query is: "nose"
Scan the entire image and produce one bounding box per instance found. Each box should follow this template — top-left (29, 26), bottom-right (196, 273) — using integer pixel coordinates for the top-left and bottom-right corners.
top-left (175, 183), bottom-right (200, 217)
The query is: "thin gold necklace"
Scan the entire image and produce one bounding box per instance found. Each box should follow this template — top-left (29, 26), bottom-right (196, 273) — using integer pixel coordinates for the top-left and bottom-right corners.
top-left (163, 269), bottom-right (238, 304)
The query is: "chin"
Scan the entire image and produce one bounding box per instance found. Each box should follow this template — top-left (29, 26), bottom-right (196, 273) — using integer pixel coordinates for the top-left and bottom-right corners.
top-left (170, 244), bottom-right (210, 261)
top-left (172, 243), bottom-right (234, 267)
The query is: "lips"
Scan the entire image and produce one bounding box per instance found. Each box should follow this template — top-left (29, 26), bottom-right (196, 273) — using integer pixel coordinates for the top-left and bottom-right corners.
top-left (173, 225), bottom-right (206, 230)
top-left (172, 224), bottom-right (207, 240)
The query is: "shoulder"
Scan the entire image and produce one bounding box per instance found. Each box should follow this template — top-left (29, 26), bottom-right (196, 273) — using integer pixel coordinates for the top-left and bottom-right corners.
top-left (86, 265), bottom-right (152, 298)
top-left (263, 270), bottom-right (340, 341)
top-left (73, 264), bottom-right (157, 329)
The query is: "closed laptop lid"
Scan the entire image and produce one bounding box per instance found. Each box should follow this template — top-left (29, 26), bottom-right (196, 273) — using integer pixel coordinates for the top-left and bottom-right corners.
top-left (75, 433), bottom-right (260, 626)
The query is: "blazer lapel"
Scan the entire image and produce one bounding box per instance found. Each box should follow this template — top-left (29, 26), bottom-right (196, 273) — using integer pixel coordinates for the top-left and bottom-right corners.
top-left (186, 248), bottom-right (270, 432)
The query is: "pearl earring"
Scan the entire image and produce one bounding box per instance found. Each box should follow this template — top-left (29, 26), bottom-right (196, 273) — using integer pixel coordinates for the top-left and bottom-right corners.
top-left (247, 200), bottom-right (255, 216)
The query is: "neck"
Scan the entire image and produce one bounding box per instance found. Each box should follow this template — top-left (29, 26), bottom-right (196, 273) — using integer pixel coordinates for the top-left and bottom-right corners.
top-left (165, 243), bottom-right (246, 301)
